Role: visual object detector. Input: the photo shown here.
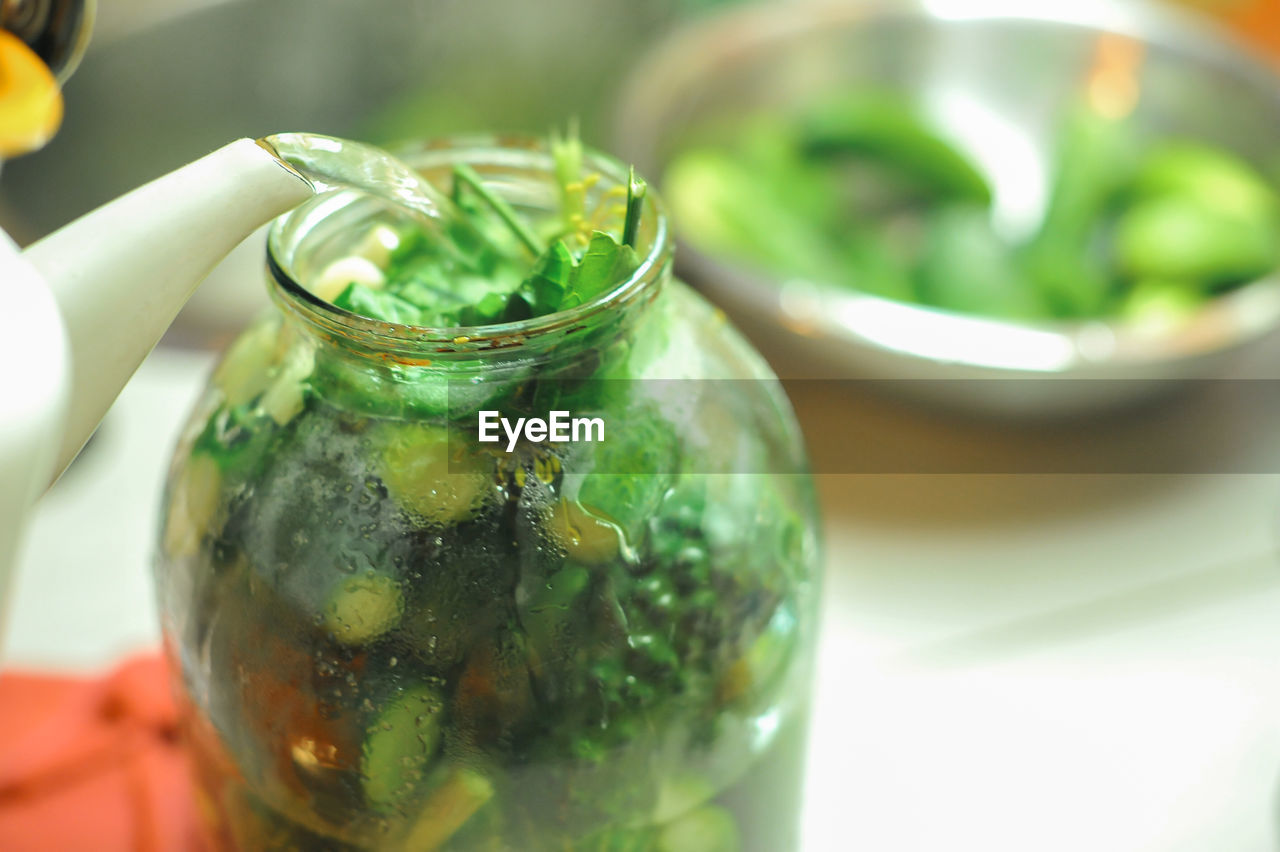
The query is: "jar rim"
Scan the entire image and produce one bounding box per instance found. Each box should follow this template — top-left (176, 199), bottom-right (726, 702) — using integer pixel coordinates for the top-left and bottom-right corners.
top-left (265, 134), bottom-right (671, 358)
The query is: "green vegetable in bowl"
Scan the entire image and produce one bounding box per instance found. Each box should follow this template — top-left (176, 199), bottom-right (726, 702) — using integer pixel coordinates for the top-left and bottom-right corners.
top-left (660, 151), bottom-right (844, 283)
top-left (662, 147), bottom-right (913, 301)
top-left (1132, 142), bottom-right (1280, 221)
top-left (1116, 142), bottom-right (1280, 287)
top-left (1022, 103), bottom-right (1139, 317)
top-left (915, 204), bottom-right (1043, 319)
top-left (1115, 194), bottom-right (1280, 285)
top-left (799, 91), bottom-right (993, 206)
top-left (1119, 278), bottom-right (1203, 332)
top-left (663, 90), bottom-right (1280, 325)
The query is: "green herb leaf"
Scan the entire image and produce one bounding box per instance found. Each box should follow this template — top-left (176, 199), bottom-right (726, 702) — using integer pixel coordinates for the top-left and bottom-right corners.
top-left (459, 290), bottom-right (514, 326)
top-left (516, 239), bottom-right (575, 315)
top-left (623, 166), bottom-right (646, 249)
top-left (569, 231), bottom-right (639, 307)
top-left (502, 293), bottom-right (534, 322)
top-left (453, 162), bottom-right (547, 257)
top-left (396, 276), bottom-right (465, 311)
top-left (331, 126), bottom-right (649, 330)
top-left (332, 282), bottom-right (422, 325)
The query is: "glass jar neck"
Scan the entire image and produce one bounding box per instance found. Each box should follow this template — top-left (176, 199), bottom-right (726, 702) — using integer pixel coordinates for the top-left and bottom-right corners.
top-left (265, 136), bottom-right (672, 371)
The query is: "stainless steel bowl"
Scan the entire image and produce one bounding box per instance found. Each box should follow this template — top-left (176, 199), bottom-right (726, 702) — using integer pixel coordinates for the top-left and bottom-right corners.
top-left (616, 0), bottom-right (1280, 415)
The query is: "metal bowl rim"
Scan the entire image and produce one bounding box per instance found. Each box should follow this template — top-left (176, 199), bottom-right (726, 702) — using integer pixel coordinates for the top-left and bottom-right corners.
top-left (616, 0), bottom-right (1280, 374)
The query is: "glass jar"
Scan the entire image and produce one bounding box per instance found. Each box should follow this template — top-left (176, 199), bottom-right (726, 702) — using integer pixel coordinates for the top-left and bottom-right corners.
top-left (155, 137), bottom-right (821, 852)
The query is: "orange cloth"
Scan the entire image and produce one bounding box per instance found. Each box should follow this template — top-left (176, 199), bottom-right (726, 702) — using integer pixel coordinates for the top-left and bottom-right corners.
top-left (0, 654), bottom-right (199, 852)
top-left (1227, 3), bottom-right (1280, 59)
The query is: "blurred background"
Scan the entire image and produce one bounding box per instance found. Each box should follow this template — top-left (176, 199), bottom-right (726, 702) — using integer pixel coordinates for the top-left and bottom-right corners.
top-left (5, 0), bottom-right (1280, 849)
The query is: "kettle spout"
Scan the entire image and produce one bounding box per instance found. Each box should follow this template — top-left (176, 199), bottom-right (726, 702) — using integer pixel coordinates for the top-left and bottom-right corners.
top-left (22, 138), bottom-right (314, 479)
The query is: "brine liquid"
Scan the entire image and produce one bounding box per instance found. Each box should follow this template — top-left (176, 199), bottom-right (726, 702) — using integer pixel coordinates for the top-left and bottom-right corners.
top-left (259, 132), bottom-right (452, 224)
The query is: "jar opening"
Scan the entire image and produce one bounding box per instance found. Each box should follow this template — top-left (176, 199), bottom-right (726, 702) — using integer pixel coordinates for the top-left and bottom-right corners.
top-left (266, 135), bottom-right (671, 358)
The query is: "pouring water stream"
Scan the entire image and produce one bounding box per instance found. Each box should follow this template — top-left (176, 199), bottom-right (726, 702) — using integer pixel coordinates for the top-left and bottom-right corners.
top-left (258, 132), bottom-right (451, 224)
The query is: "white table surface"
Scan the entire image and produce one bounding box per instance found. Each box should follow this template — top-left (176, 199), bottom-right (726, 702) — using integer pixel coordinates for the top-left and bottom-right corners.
top-left (7, 344), bottom-right (1280, 852)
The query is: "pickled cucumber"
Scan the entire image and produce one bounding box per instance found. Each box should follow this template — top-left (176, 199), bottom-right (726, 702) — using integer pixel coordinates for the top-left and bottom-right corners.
top-left (396, 768), bottom-right (494, 851)
top-left (545, 500), bottom-right (623, 564)
top-left (657, 805), bottom-right (741, 852)
top-left (362, 684), bottom-right (448, 809)
top-left (323, 573), bottom-right (404, 646)
top-left (379, 424), bottom-right (491, 525)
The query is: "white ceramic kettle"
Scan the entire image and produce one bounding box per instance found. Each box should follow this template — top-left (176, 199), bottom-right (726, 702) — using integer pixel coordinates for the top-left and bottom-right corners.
top-left (0, 139), bottom-right (313, 637)
top-left (0, 8), bottom-right (316, 651)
